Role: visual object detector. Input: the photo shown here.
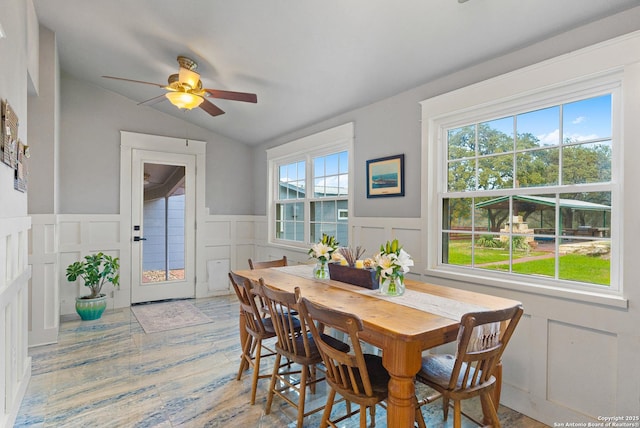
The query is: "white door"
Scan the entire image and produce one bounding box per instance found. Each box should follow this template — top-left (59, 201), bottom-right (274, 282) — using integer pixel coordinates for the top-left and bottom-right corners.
top-left (131, 149), bottom-right (196, 303)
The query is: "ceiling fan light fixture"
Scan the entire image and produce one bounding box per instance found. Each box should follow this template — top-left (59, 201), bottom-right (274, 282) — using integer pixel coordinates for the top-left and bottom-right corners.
top-left (165, 91), bottom-right (204, 110)
top-left (178, 67), bottom-right (201, 90)
top-left (102, 55), bottom-right (256, 118)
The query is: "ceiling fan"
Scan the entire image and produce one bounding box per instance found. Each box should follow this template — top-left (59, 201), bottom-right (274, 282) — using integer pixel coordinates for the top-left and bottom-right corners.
top-left (102, 56), bottom-right (257, 117)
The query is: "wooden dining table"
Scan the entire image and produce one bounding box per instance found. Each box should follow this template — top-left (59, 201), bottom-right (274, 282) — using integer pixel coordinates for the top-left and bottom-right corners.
top-left (234, 265), bottom-right (521, 428)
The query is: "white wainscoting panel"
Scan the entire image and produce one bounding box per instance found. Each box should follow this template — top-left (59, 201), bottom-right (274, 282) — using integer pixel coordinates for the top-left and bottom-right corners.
top-left (57, 215), bottom-right (124, 317)
top-left (28, 214), bottom-right (59, 346)
top-left (1, 216), bottom-right (32, 428)
top-left (198, 215), bottom-right (264, 297)
top-left (547, 320), bottom-right (617, 417)
top-left (23, 208), bottom-right (640, 424)
top-left (500, 313), bottom-right (532, 394)
top-left (207, 259), bottom-right (230, 293)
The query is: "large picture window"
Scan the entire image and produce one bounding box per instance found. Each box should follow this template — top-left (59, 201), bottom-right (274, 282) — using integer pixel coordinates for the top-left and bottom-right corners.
top-left (428, 80), bottom-right (620, 294)
top-left (268, 123), bottom-right (353, 248)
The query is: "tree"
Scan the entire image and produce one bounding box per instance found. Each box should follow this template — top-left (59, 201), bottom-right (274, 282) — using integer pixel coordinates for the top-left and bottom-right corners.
top-left (446, 124), bottom-right (611, 231)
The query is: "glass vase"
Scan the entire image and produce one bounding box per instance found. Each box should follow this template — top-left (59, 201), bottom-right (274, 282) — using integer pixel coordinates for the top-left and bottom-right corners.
top-left (313, 259), bottom-right (330, 279)
top-left (380, 274), bottom-right (405, 296)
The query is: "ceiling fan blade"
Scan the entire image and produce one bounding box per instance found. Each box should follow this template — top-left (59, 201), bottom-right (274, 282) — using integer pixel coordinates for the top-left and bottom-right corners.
top-left (199, 99), bottom-right (225, 117)
top-left (102, 76), bottom-right (166, 88)
top-left (137, 94), bottom-right (167, 106)
top-left (204, 89), bottom-right (257, 103)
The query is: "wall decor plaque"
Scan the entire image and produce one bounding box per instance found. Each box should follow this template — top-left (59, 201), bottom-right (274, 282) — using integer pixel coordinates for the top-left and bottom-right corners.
top-left (366, 154), bottom-right (405, 198)
top-left (1, 99), bottom-right (19, 168)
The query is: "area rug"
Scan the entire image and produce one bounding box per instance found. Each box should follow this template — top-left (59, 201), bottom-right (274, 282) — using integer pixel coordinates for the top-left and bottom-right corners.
top-left (131, 300), bottom-right (212, 334)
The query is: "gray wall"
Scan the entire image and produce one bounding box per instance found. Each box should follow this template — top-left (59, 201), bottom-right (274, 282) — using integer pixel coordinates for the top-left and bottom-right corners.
top-left (27, 25), bottom-right (59, 215)
top-left (252, 6), bottom-right (640, 218)
top-left (58, 73), bottom-right (254, 215)
top-left (51, 6), bottom-right (640, 218)
top-left (0, 0), bottom-right (30, 219)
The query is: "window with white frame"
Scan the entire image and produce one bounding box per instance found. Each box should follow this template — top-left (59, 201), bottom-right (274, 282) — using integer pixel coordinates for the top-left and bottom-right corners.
top-left (427, 77), bottom-right (620, 293)
top-left (268, 123), bottom-right (353, 248)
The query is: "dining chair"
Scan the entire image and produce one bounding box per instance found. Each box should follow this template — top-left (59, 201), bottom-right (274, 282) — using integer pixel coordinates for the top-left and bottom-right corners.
top-left (298, 296), bottom-right (424, 428)
top-left (258, 280), bottom-right (349, 428)
top-left (228, 271), bottom-right (279, 405)
top-left (414, 304), bottom-right (524, 428)
top-left (248, 255), bottom-right (288, 270)
top-left (248, 256), bottom-right (288, 316)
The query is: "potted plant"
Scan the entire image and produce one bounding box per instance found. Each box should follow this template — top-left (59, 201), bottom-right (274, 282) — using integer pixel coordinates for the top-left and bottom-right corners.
top-left (65, 252), bottom-right (120, 320)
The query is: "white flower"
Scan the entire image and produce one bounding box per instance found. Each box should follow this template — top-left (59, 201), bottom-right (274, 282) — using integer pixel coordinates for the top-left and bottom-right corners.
top-left (374, 252), bottom-right (397, 279)
top-left (396, 249), bottom-right (414, 274)
top-left (311, 242), bottom-right (332, 260)
top-left (372, 240), bottom-right (413, 279)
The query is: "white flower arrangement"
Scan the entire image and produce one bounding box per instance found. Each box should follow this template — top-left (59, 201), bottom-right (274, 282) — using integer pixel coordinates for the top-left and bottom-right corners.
top-left (308, 233), bottom-right (339, 262)
top-left (373, 239), bottom-right (414, 280)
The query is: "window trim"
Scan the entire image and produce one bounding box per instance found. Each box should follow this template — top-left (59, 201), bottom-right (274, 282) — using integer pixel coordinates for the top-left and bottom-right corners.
top-left (422, 66), bottom-right (626, 308)
top-left (267, 123), bottom-right (354, 251)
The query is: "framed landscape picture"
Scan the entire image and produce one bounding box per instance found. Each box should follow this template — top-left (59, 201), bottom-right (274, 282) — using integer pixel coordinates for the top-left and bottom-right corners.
top-left (366, 154), bottom-right (405, 198)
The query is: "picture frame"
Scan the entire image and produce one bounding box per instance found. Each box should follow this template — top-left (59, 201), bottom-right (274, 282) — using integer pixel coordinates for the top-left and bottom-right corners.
top-left (366, 154), bottom-right (405, 198)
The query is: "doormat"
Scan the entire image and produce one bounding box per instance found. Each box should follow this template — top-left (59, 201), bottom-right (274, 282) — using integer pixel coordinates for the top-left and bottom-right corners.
top-left (131, 300), bottom-right (212, 334)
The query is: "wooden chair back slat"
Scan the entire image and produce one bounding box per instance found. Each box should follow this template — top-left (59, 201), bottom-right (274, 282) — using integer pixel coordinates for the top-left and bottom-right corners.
top-left (299, 297), bottom-right (376, 399)
top-left (258, 280), bottom-right (313, 360)
top-left (229, 272), bottom-right (268, 336)
top-left (448, 305), bottom-right (523, 393)
top-left (415, 304), bottom-right (524, 427)
top-left (248, 256), bottom-right (288, 270)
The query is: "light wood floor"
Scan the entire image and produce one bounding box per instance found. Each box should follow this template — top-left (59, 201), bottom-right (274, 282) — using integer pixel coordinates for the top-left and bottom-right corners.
top-left (15, 295), bottom-right (548, 427)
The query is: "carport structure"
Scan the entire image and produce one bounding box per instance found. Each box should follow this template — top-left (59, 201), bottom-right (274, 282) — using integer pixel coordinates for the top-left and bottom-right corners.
top-left (474, 195), bottom-right (611, 237)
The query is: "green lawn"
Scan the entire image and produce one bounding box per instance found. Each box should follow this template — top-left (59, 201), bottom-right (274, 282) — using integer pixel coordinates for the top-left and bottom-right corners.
top-left (447, 241), bottom-right (546, 265)
top-left (446, 240), bottom-right (610, 286)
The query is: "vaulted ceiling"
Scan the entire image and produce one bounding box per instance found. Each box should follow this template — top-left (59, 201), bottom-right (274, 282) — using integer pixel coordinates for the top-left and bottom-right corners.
top-left (33, 0), bottom-right (639, 146)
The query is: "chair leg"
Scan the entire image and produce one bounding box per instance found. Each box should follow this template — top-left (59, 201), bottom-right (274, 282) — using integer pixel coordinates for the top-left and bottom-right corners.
top-left (480, 391), bottom-right (501, 427)
top-left (309, 364), bottom-right (317, 394)
top-left (369, 404), bottom-right (376, 427)
top-left (415, 398), bottom-right (426, 428)
top-left (296, 365), bottom-right (308, 428)
top-left (249, 338), bottom-right (263, 405)
top-left (237, 335), bottom-right (253, 380)
top-left (453, 400), bottom-right (462, 428)
top-left (442, 396), bottom-right (450, 420)
top-left (359, 404), bottom-right (367, 428)
top-left (265, 353), bottom-right (281, 415)
top-left (320, 388), bottom-right (336, 428)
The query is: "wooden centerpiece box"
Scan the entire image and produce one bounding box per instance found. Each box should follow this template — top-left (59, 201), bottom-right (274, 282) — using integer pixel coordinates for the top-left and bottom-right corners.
top-left (328, 263), bottom-right (379, 290)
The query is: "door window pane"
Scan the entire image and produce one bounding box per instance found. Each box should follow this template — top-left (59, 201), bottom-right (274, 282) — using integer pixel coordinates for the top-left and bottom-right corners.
top-left (142, 164), bottom-right (185, 283)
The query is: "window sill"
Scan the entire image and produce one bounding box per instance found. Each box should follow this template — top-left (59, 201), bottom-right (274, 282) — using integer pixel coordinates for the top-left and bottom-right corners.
top-left (269, 239), bottom-right (311, 255)
top-left (425, 266), bottom-right (628, 309)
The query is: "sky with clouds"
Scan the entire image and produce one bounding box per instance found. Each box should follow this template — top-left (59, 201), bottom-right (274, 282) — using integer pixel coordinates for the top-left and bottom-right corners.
top-left (482, 93), bottom-right (611, 147)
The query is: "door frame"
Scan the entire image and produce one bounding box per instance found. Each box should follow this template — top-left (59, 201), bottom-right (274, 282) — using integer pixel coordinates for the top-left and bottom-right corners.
top-left (119, 131), bottom-right (206, 308)
top-left (131, 150), bottom-right (195, 303)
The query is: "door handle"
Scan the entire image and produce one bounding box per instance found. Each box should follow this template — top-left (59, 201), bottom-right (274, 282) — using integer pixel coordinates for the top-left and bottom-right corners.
top-left (133, 236), bottom-right (147, 242)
